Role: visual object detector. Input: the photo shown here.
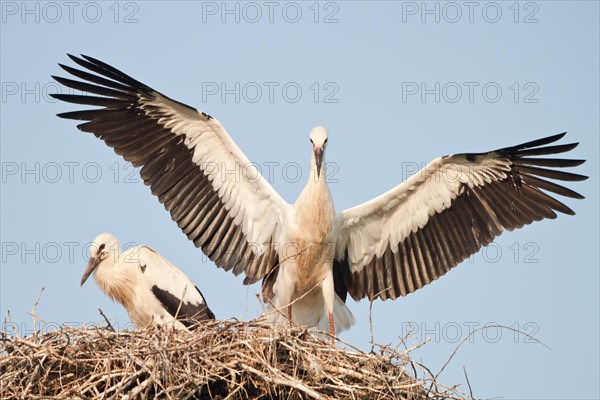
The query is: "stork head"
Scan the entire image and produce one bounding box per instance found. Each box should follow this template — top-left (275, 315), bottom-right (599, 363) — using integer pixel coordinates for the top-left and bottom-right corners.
top-left (309, 126), bottom-right (328, 178)
top-left (80, 232), bottom-right (120, 286)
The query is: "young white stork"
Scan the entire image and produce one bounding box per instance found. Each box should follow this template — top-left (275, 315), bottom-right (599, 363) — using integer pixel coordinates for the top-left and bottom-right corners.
top-left (54, 55), bottom-right (587, 342)
top-left (81, 232), bottom-right (215, 330)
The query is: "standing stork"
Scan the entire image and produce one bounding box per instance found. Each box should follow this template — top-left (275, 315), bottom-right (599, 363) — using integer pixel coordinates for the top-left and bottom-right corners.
top-left (81, 232), bottom-right (215, 330)
top-left (53, 55), bottom-right (587, 342)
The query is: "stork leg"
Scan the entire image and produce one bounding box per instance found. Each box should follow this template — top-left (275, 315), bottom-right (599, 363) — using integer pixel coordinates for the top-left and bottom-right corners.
top-left (322, 272), bottom-right (336, 346)
top-left (329, 312), bottom-right (335, 345)
top-left (287, 304), bottom-right (293, 324)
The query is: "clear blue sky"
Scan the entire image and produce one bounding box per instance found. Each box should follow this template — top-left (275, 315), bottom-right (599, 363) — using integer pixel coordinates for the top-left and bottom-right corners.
top-left (1, 2), bottom-right (598, 398)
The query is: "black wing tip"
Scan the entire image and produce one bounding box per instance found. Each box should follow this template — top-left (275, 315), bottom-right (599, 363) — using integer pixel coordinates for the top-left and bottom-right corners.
top-left (49, 93), bottom-right (73, 101)
top-left (56, 110), bottom-right (90, 121)
top-left (548, 131), bottom-right (567, 141)
top-left (510, 132), bottom-right (568, 152)
top-left (541, 131), bottom-right (567, 144)
top-left (68, 53), bottom-right (93, 60)
top-left (568, 159), bottom-right (586, 167)
top-left (58, 62), bottom-right (77, 73)
top-left (79, 54), bottom-right (105, 68)
top-left (66, 53), bottom-right (83, 63)
top-left (80, 54), bottom-right (98, 63)
top-left (57, 63), bottom-right (78, 77)
top-left (65, 53), bottom-right (100, 66)
top-left (556, 131), bottom-right (567, 139)
top-left (513, 142), bottom-right (582, 158)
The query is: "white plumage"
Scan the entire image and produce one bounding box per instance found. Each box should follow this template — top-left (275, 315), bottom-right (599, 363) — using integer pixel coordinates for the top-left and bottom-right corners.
top-left (81, 233), bottom-right (215, 330)
top-left (55, 55), bottom-right (587, 341)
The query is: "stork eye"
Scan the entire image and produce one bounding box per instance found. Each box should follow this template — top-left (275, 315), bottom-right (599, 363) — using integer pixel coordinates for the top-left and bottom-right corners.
top-left (98, 244), bottom-right (105, 252)
top-left (324, 138), bottom-right (328, 145)
top-left (310, 138), bottom-right (314, 144)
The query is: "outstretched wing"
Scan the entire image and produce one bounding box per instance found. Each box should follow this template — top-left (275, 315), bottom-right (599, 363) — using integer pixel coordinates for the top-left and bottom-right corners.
top-left (334, 133), bottom-right (587, 301)
top-left (52, 55), bottom-right (290, 284)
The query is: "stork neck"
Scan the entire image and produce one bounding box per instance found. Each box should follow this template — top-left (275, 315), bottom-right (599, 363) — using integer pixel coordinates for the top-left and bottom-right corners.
top-left (92, 244), bottom-right (122, 287)
top-left (296, 154), bottom-right (335, 240)
top-left (93, 248), bottom-right (136, 307)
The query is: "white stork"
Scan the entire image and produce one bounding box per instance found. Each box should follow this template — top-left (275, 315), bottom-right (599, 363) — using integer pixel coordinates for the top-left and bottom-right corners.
top-left (81, 232), bottom-right (215, 330)
top-left (54, 55), bottom-right (587, 341)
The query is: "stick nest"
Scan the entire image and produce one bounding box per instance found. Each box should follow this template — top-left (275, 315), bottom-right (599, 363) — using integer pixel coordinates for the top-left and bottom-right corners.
top-left (1, 319), bottom-right (465, 399)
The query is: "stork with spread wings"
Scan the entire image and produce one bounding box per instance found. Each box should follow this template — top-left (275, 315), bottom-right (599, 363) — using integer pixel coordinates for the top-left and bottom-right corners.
top-left (52, 54), bottom-right (587, 341)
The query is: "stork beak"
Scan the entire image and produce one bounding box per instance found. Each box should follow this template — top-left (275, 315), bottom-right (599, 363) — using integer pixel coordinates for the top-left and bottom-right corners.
top-left (80, 257), bottom-right (99, 286)
top-left (314, 147), bottom-right (323, 178)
